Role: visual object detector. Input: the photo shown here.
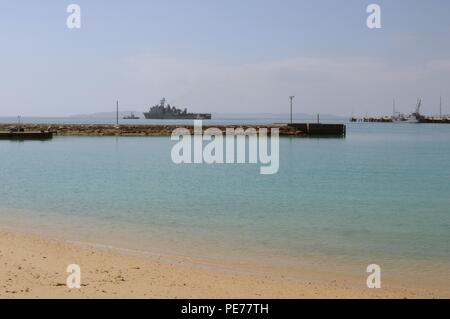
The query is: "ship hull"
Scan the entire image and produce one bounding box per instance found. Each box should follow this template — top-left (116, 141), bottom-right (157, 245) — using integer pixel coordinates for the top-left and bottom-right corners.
top-left (143, 113), bottom-right (211, 120)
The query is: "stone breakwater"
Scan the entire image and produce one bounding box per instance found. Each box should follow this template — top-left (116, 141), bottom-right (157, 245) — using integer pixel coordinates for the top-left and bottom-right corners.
top-left (0, 124), bottom-right (306, 137)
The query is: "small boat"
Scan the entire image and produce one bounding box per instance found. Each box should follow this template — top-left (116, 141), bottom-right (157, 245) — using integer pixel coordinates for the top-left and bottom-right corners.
top-left (123, 112), bottom-right (140, 120)
top-left (392, 98), bottom-right (424, 123)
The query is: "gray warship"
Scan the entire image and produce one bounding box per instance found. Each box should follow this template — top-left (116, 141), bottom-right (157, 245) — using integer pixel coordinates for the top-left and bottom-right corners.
top-left (143, 98), bottom-right (211, 120)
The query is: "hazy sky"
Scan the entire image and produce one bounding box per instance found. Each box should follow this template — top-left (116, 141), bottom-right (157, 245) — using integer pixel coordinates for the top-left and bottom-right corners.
top-left (1, 0), bottom-right (450, 116)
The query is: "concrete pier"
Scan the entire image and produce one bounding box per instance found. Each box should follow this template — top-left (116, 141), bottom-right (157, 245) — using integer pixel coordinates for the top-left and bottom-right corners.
top-left (287, 123), bottom-right (346, 137)
top-left (0, 130), bottom-right (54, 140)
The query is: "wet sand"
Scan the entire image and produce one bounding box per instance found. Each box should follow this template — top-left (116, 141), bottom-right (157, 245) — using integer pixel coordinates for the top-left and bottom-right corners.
top-left (0, 230), bottom-right (447, 299)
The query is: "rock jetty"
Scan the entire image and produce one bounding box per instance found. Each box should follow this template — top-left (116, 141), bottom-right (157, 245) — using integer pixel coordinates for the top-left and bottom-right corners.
top-left (0, 124), bottom-right (307, 137)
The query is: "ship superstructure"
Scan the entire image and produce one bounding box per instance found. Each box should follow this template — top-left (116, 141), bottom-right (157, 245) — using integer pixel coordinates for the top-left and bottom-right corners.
top-left (143, 98), bottom-right (211, 120)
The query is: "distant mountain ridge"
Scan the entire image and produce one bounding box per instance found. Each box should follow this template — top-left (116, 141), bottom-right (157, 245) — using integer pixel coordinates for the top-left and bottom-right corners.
top-left (69, 111), bottom-right (138, 118)
top-left (69, 111), bottom-right (346, 120)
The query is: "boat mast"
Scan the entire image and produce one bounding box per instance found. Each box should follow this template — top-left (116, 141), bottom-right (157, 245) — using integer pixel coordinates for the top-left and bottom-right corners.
top-left (440, 96), bottom-right (442, 118)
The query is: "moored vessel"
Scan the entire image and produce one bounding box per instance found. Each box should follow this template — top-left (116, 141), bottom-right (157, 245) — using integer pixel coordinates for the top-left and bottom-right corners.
top-left (143, 98), bottom-right (211, 120)
top-left (123, 112), bottom-right (140, 120)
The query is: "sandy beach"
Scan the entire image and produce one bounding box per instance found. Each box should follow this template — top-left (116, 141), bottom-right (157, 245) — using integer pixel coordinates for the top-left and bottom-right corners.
top-left (0, 230), bottom-right (447, 299)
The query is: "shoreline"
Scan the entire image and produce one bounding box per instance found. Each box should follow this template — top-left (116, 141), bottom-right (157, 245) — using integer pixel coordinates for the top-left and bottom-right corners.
top-left (1, 229), bottom-right (448, 298)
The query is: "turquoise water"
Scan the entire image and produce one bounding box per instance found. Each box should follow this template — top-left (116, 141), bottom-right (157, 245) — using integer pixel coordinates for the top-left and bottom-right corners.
top-left (1, 123), bottom-right (449, 275)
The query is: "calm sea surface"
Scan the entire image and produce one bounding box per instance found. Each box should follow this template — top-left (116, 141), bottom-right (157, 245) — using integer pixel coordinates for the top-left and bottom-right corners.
top-left (1, 122), bottom-right (449, 279)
